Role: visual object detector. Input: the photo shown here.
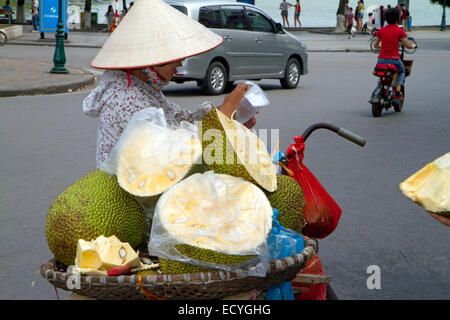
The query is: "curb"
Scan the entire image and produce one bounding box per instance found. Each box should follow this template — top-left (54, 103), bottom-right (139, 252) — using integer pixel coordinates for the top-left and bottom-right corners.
top-left (6, 41), bottom-right (103, 49)
top-left (0, 67), bottom-right (97, 97)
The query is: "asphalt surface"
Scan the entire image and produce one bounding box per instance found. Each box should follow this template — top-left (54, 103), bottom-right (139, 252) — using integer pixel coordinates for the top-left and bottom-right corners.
top-left (0, 29), bottom-right (449, 300)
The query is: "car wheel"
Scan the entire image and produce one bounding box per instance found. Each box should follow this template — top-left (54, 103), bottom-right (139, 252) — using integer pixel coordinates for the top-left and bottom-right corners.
top-left (280, 58), bottom-right (301, 89)
top-left (202, 61), bottom-right (227, 95)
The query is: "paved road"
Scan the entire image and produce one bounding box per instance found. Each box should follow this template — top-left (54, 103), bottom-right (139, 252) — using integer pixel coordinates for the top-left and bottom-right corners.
top-left (1, 41), bottom-right (449, 299)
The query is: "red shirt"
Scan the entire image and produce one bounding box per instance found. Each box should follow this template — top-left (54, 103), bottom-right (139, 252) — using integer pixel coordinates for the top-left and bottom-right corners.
top-left (376, 24), bottom-right (407, 59)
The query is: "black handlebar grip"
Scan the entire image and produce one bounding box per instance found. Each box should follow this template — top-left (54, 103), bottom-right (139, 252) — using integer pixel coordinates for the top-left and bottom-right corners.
top-left (337, 128), bottom-right (366, 147)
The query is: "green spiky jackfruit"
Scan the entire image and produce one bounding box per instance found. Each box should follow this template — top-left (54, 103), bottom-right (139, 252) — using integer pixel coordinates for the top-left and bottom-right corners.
top-left (45, 170), bottom-right (146, 266)
top-left (159, 244), bottom-right (255, 275)
top-left (266, 175), bottom-right (306, 234)
top-left (199, 108), bottom-right (277, 192)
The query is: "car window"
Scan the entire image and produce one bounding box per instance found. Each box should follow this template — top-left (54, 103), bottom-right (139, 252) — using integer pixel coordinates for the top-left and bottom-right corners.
top-left (245, 7), bottom-right (274, 33)
top-left (171, 5), bottom-right (187, 15)
top-left (198, 6), bottom-right (224, 28)
top-left (221, 6), bottom-right (248, 30)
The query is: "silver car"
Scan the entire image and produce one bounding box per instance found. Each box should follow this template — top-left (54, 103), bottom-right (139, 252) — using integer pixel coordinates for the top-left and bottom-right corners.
top-left (166, 0), bottom-right (309, 95)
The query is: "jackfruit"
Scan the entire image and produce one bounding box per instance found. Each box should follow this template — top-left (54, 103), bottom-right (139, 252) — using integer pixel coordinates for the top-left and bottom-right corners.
top-left (266, 175), bottom-right (306, 234)
top-left (399, 153), bottom-right (450, 216)
top-left (93, 235), bottom-right (142, 270)
top-left (45, 170), bottom-right (146, 266)
top-left (114, 121), bottom-right (203, 197)
top-left (149, 172), bottom-right (273, 273)
top-left (199, 108), bottom-right (277, 192)
top-left (74, 239), bottom-right (102, 269)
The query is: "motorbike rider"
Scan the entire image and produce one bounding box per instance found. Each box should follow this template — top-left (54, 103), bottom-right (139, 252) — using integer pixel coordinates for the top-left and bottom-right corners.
top-left (374, 8), bottom-right (416, 101)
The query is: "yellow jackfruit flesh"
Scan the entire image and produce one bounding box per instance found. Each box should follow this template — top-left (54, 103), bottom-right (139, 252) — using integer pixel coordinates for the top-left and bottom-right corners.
top-left (200, 108), bottom-right (277, 192)
top-left (115, 123), bottom-right (203, 197)
top-left (150, 172), bottom-right (272, 275)
top-left (399, 153), bottom-right (450, 216)
top-left (74, 239), bottom-right (103, 269)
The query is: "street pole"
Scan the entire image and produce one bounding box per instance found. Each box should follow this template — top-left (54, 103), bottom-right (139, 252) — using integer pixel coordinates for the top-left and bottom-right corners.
top-left (51, 0), bottom-right (68, 74)
top-left (441, 0), bottom-right (447, 31)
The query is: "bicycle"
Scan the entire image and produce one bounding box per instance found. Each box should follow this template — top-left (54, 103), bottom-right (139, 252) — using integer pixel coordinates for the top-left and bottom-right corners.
top-left (0, 28), bottom-right (7, 46)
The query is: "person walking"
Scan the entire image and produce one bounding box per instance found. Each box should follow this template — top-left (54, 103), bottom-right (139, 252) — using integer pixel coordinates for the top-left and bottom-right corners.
top-left (279, 0), bottom-right (293, 29)
top-left (399, 3), bottom-right (409, 30)
top-left (32, 0), bottom-right (39, 32)
top-left (294, 0), bottom-right (301, 29)
top-left (347, 6), bottom-right (355, 39)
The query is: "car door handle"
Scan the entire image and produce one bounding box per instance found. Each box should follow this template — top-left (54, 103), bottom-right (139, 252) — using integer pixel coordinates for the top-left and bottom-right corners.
top-left (224, 35), bottom-right (232, 41)
top-left (255, 37), bottom-right (262, 43)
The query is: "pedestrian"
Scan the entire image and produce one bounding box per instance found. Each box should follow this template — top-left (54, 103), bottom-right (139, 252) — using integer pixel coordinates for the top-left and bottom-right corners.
top-left (356, 0), bottom-right (365, 31)
top-left (363, 12), bottom-right (375, 32)
top-left (373, 8), bottom-right (416, 101)
top-left (32, 0), bottom-right (39, 32)
top-left (279, 0), bottom-right (293, 29)
top-left (347, 6), bottom-right (355, 39)
top-left (399, 3), bottom-right (409, 30)
top-left (83, 0), bottom-right (249, 168)
top-left (294, 0), bottom-right (301, 29)
top-left (105, 5), bottom-right (114, 30)
top-left (2, 0), bottom-right (13, 21)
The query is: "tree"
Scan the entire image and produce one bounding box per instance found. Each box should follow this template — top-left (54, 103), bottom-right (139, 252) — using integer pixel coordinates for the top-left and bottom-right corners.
top-left (335, 0), bottom-right (349, 32)
top-left (83, 0), bottom-right (92, 28)
top-left (16, 0), bottom-right (25, 23)
top-left (430, 0), bottom-right (449, 7)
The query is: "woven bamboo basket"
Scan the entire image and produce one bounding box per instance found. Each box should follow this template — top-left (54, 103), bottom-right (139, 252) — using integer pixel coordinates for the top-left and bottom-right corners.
top-left (40, 239), bottom-right (318, 300)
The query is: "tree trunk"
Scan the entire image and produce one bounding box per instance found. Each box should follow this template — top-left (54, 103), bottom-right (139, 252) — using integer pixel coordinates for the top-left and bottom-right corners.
top-left (335, 0), bottom-right (348, 32)
top-left (83, 0), bottom-right (92, 29)
top-left (122, 0), bottom-right (127, 11)
top-left (16, 0), bottom-right (25, 23)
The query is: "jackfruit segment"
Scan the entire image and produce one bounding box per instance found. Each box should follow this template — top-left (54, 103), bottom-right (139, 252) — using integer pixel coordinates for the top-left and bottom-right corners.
top-left (116, 124), bottom-right (203, 197)
top-left (266, 175), bottom-right (306, 234)
top-left (156, 172), bottom-right (273, 255)
top-left (399, 153), bottom-right (450, 216)
top-left (74, 239), bottom-right (103, 270)
top-left (94, 235), bottom-right (142, 270)
top-left (71, 266), bottom-right (108, 276)
top-left (200, 108), bottom-right (277, 192)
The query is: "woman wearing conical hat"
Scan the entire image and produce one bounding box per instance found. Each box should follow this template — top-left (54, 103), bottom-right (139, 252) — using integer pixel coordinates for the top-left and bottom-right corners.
top-left (83, 0), bottom-right (249, 168)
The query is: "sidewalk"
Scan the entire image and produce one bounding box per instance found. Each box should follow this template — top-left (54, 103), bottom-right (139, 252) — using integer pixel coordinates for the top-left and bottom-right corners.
top-left (1, 27), bottom-right (449, 97)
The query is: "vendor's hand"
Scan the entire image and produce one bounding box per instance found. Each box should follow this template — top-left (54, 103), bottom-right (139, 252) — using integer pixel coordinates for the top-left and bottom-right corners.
top-left (427, 211), bottom-right (450, 227)
top-left (216, 83), bottom-right (249, 118)
top-left (243, 116), bottom-right (256, 130)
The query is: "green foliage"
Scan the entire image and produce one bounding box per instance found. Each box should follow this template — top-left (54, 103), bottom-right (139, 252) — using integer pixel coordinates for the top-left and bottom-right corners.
top-left (430, 0), bottom-right (450, 7)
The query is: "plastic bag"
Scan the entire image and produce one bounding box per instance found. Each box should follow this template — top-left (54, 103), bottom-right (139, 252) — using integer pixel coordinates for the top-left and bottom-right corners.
top-left (99, 107), bottom-right (202, 242)
top-left (235, 81), bottom-right (270, 124)
top-left (266, 209), bottom-right (304, 300)
top-left (285, 136), bottom-right (342, 239)
top-left (148, 171), bottom-right (272, 277)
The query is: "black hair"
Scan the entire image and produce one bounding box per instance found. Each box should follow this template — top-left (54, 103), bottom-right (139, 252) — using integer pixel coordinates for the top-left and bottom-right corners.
top-left (384, 8), bottom-right (400, 24)
top-left (368, 12), bottom-right (373, 16)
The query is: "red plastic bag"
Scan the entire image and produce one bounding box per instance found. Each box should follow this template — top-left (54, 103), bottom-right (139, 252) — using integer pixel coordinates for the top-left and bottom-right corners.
top-left (292, 254), bottom-right (327, 300)
top-left (285, 136), bottom-right (342, 239)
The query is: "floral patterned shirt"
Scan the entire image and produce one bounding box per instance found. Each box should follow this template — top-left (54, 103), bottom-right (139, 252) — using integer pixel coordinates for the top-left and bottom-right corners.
top-left (82, 70), bottom-right (213, 168)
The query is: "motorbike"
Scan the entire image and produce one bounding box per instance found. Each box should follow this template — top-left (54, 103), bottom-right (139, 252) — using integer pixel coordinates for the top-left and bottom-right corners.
top-left (369, 25), bottom-right (417, 54)
top-left (368, 39), bottom-right (416, 117)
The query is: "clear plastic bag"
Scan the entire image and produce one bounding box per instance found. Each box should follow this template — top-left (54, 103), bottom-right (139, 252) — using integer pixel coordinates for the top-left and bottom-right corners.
top-left (147, 171), bottom-right (272, 277)
top-left (99, 107), bottom-right (202, 243)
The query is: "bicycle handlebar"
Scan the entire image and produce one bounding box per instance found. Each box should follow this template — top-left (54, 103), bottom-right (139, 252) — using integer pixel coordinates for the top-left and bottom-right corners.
top-left (301, 122), bottom-right (366, 147)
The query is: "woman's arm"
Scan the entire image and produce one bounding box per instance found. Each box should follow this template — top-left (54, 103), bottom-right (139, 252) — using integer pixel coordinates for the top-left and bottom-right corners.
top-left (375, 36), bottom-right (381, 48)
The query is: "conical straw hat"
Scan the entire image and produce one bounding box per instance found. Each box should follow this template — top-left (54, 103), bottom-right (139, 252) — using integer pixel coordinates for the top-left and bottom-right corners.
top-left (91, 0), bottom-right (224, 69)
